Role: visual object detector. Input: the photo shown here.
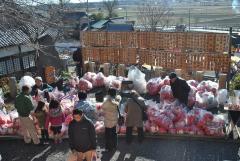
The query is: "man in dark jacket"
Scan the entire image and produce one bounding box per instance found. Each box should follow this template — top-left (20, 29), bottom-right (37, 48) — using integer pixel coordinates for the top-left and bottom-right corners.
top-left (31, 77), bottom-right (53, 96)
top-left (67, 109), bottom-right (97, 161)
top-left (169, 72), bottom-right (190, 106)
top-left (15, 86), bottom-right (40, 145)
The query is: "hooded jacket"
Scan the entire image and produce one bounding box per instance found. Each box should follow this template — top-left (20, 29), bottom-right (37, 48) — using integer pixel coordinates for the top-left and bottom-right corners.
top-left (68, 116), bottom-right (96, 153)
top-left (45, 108), bottom-right (65, 128)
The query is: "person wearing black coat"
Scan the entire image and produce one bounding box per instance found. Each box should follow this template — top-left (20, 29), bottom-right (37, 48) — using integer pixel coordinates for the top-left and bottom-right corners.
top-left (169, 72), bottom-right (190, 106)
top-left (67, 109), bottom-right (97, 161)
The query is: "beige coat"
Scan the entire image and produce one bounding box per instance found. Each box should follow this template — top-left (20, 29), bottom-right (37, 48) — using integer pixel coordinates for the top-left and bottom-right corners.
top-left (125, 97), bottom-right (144, 128)
top-left (102, 99), bottom-right (119, 128)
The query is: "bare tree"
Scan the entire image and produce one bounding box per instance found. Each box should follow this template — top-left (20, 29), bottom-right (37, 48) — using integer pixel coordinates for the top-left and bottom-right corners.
top-left (103, 0), bottom-right (118, 18)
top-left (137, 0), bottom-right (174, 31)
top-left (0, 0), bottom-right (70, 74)
top-left (0, 0), bottom-right (65, 40)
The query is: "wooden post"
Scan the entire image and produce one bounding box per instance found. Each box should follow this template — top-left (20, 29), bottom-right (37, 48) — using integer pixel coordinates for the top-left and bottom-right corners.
top-left (154, 67), bottom-right (163, 77)
top-left (103, 63), bottom-right (110, 76)
top-left (219, 73), bottom-right (227, 89)
top-left (175, 69), bottom-right (182, 77)
top-left (195, 71), bottom-right (204, 82)
top-left (117, 64), bottom-right (126, 77)
top-left (8, 77), bottom-right (17, 99)
top-left (88, 62), bottom-right (95, 73)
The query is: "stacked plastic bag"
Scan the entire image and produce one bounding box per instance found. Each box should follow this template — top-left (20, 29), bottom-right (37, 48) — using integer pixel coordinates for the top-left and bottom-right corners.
top-left (78, 78), bottom-right (93, 92)
top-left (146, 78), bottom-right (162, 96)
top-left (0, 110), bottom-right (19, 135)
top-left (144, 101), bottom-right (225, 136)
top-left (83, 72), bottom-right (97, 83)
top-left (160, 85), bottom-right (174, 101)
top-left (106, 76), bottom-right (122, 90)
top-left (93, 72), bottom-right (106, 87)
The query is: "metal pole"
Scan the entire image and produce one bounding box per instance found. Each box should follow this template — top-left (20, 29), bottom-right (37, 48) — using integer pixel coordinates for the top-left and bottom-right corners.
top-left (125, 7), bottom-right (128, 20)
top-left (229, 27), bottom-right (233, 55)
top-left (227, 27), bottom-right (233, 90)
top-left (87, 0), bottom-right (90, 30)
top-left (188, 8), bottom-right (190, 31)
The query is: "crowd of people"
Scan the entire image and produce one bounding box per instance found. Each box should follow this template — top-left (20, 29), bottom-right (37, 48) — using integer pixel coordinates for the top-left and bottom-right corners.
top-left (13, 72), bottom-right (190, 161)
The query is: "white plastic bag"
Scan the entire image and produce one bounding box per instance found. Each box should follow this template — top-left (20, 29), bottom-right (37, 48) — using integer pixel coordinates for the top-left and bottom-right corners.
top-left (0, 96), bottom-right (4, 108)
top-left (9, 110), bottom-right (19, 120)
top-left (128, 66), bottom-right (147, 94)
top-left (196, 91), bottom-right (217, 109)
top-left (234, 90), bottom-right (240, 105)
top-left (217, 89), bottom-right (228, 105)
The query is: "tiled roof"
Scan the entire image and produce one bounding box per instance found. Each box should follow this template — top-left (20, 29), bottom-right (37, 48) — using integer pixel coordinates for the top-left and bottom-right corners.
top-left (0, 29), bottom-right (30, 48)
top-left (91, 20), bottom-right (110, 29)
top-left (0, 25), bottom-right (60, 48)
top-left (106, 23), bottom-right (134, 32)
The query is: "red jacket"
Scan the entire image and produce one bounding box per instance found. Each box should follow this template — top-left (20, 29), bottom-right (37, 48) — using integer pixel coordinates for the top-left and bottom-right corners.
top-left (45, 108), bottom-right (65, 128)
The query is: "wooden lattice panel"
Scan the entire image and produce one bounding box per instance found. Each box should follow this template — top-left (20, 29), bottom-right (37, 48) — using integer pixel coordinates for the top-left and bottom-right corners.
top-left (147, 32), bottom-right (157, 49)
top-left (215, 34), bottom-right (229, 53)
top-left (176, 33), bottom-right (186, 50)
top-left (138, 49), bottom-right (145, 65)
top-left (81, 32), bottom-right (229, 53)
top-left (206, 33), bottom-right (216, 52)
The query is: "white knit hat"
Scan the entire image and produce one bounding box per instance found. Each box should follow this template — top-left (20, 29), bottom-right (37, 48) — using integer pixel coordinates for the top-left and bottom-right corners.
top-left (35, 76), bottom-right (43, 82)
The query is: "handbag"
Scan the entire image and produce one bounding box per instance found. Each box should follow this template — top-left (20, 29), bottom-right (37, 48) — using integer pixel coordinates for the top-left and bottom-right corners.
top-left (117, 106), bottom-right (124, 126)
top-left (132, 97), bottom-right (148, 121)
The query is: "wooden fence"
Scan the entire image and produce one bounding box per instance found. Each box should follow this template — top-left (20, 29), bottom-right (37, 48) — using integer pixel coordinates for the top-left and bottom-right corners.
top-left (80, 32), bottom-right (229, 53)
top-left (139, 49), bottom-right (230, 73)
top-left (82, 47), bottom-right (137, 65)
top-left (82, 47), bottom-right (231, 73)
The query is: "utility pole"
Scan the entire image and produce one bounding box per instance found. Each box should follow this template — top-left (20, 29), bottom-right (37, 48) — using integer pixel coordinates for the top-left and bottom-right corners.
top-left (188, 0), bottom-right (190, 31)
top-left (125, 7), bottom-right (128, 21)
top-left (87, 0), bottom-right (90, 30)
top-left (188, 8), bottom-right (190, 31)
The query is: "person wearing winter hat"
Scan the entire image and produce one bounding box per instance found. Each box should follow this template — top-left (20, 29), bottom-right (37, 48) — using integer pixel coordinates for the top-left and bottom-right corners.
top-left (169, 72), bottom-right (190, 106)
top-left (31, 76), bottom-right (53, 96)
